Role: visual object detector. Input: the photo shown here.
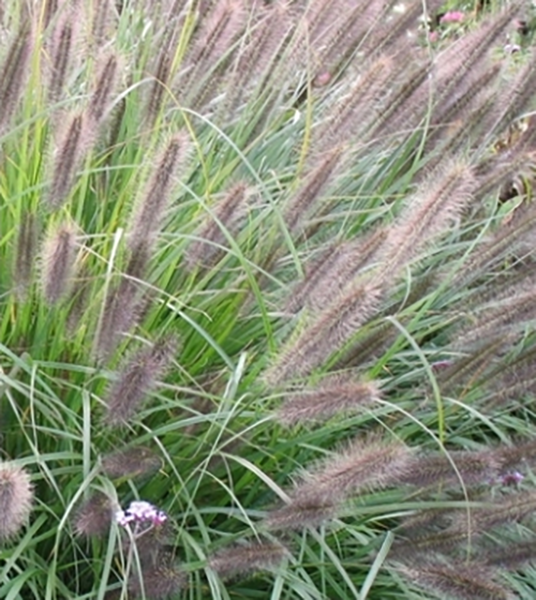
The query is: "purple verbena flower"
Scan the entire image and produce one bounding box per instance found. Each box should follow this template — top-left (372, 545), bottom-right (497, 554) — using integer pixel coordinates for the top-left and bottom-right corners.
top-left (115, 500), bottom-right (167, 529)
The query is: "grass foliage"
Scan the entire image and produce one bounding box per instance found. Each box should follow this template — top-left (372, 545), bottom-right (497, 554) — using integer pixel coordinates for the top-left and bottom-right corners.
top-left (3, 0), bottom-right (536, 598)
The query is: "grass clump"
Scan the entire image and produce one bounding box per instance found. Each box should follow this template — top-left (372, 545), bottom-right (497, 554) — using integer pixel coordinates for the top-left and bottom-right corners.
top-left (4, 1), bottom-right (536, 599)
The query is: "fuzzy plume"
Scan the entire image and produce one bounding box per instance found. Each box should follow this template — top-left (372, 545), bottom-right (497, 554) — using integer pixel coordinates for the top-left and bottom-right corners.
top-left (452, 491), bottom-right (536, 533)
top-left (46, 113), bottom-right (90, 209)
top-left (314, 55), bottom-right (395, 151)
top-left (101, 446), bottom-right (162, 480)
top-left (453, 282), bottom-right (536, 350)
top-left (377, 161), bottom-right (475, 280)
top-left (0, 461), bottom-right (33, 541)
top-left (13, 212), bottom-right (38, 300)
top-left (226, 1), bottom-right (294, 111)
top-left (88, 52), bottom-right (119, 124)
top-left (46, 7), bottom-right (78, 103)
top-left (434, 4), bottom-right (520, 101)
top-left (94, 246), bottom-right (150, 361)
top-left (185, 182), bottom-right (249, 269)
top-left (291, 434), bottom-right (413, 506)
top-left (390, 526), bottom-right (472, 563)
top-left (286, 228), bottom-right (387, 313)
top-left (276, 375), bottom-right (380, 426)
top-left (103, 336), bottom-right (176, 426)
top-left (451, 196), bottom-right (536, 289)
top-left (41, 223), bottom-right (77, 305)
top-left (267, 282), bottom-right (382, 385)
top-left (89, 0), bottom-right (115, 47)
top-left (183, 0), bottom-right (246, 108)
top-left (398, 560), bottom-right (515, 600)
top-left (397, 450), bottom-right (500, 489)
top-left (264, 500), bottom-right (336, 531)
top-left (128, 556), bottom-right (187, 600)
top-left (74, 492), bottom-right (113, 538)
top-left (0, 21), bottom-right (33, 131)
top-left (284, 146), bottom-right (343, 233)
top-left (481, 539), bottom-right (536, 570)
top-left (209, 541), bottom-right (288, 580)
top-left (494, 438), bottom-right (536, 473)
top-left (128, 134), bottom-right (189, 252)
top-left (145, 28), bottom-right (178, 123)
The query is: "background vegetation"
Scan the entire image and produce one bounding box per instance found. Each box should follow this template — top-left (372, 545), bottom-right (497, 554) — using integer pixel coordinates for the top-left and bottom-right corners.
top-left (2, 0), bottom-right (536, 598)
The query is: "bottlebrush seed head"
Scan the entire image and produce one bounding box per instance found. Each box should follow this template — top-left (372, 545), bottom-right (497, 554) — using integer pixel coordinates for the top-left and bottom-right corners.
top-left (0, 461), bottom-right (33, 541)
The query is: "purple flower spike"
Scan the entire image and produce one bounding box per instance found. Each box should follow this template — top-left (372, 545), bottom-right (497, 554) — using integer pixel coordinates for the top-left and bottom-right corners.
top-left (115, 500), bottom-right (167, 528)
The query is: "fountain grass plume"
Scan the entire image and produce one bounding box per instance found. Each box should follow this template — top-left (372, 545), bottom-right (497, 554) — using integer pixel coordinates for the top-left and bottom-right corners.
top-left (40, 222), bottom-right (77, 305)
top-left (264, 499), bottom-right (336, 531)
top-left (284, 145), bottom-right (343, 233)
top-left (88, 52), bottom-right (119, 124)
top-left (13, 212), bottom-right (38, 301)
top-left (128, 133), bottom-right (189, 253)
top-left (103, 336), bottom-right (177, 426)
top-left (398, 559), bottom-right (515, 600)
top-left (94, 245), bottom-right (151, 361)
top-left (46, 6), bottom-right (77, 103)
top-left (397, 450), bottom-right (500, 489)
top-left (0, 461), bottom-right (33, 542)
top-left (46, 113), bottom-right (92, 210)
top-left (209, 541), bottom-right (288, 580)
top-left (286, 228), bottom-right (387, 313)
top-left (276, 374), bottom-right (381, 426)
top-left (0, 20), bottom-right (34, 132)
top-left (74, 492), bottom-right (113, 538)
top-left (377, 160), bottom-right (476, 280)
top-left (450, 491), bottom-right (536, 533)
top-left (128, 556), bottom-right (187, 600)
top-left (266, 281), bottom-right (383, 385)
top-left (291, 434), bottom-right (413, 505)
top-left (101, 446), bottom-right (162, 480)
top-left (185, 181), bottom-right (249, 269)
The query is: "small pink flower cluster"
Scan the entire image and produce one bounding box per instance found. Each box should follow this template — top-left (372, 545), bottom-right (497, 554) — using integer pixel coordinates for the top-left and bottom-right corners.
top-left (115, 500), bottom-right (167, 527)
top-left (498, 471), bottom-right (524, 486)
top-left (440, 11), bottom-right (465, 24)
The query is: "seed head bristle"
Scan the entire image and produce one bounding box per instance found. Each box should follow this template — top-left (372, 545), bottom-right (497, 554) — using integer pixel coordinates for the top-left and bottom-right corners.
top-left (74, 492), bottom-right (113, 538)
top-left (398, 560), bottom-right (515, 600)
top-left (89, 0), bottom-right (115, 47)
top-left (284, 146), bottom-right (343, 233)
top-left (101, 446), bottom-right (162, 480)
top-left (13, 212), bottom-right (38, 301)
top-left (266, 282), bottom-right (382, 385)
top-left (293, 434), bottom-right (413, 505)
top-left (94, 247), bottom-right (150, 362)
top-left (88, 52), bottom-right (119, 124)
top-left (286, 228), bottom-right (387, 313)
top-left (377, 161), bottom-right (475, 280)
top-left (0, 461), bottom-right (33, 541)
top-left (41, 223), bottom-right (77, 305)
top-left (0, 21), bottom-right (34, 132)
top-left (103, 336), bottom-right (177, 426)
top-left (226, 1), bottom-right (294, 112)
top-left (397, 450), bottom-right (500, 489)
top-left (128, 556), bottom-right (187, 600)
top-left (47, 112), bottom-right (91, 210)
top-left (128, 134), bottom-right (190, 252)
top-left (47, 8), bottom-right (77, 103)
top-left (209, 541), bottom-right (289, 580)
top-left (264, 500), bottom-right (336, 531)
top-left (185, 182), bottom-right (249, 269)
top-left (276, 375), bottom-right (381, 426)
